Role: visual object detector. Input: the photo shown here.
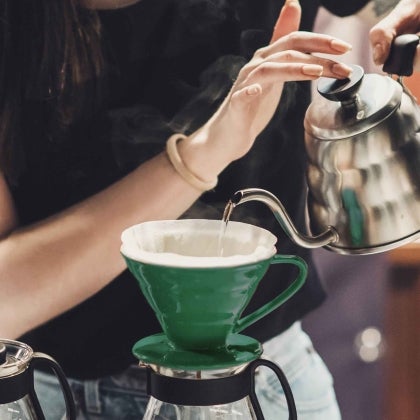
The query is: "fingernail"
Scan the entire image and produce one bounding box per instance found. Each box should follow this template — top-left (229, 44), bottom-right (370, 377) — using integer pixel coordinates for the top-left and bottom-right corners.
top-left (330, 38), bottom-right (353, 53)
top-left (373, 43), bottom-right (384, 64)
top-left (332, 63), bottom-right (353, 78)
top-left (302, 65), bottom-right (323, 77)
top-left (246, 84), bottom-right (261, 95)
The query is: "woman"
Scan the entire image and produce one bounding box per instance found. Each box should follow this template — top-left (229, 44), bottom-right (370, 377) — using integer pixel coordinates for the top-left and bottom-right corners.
top-left (0, 0), bottom-right (389, 418)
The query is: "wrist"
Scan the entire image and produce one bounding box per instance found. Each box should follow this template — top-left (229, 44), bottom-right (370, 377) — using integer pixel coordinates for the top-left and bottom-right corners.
top-left (166, 134), bottom-right (218, 192)
top-left (176, 127), bottom-right (232, 184)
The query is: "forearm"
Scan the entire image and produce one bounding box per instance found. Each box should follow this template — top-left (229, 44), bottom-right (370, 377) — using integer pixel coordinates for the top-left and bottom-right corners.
top-left (0, 150), bottom-right (210, 338)
top-left (356, 0), bottom-right (400, 25)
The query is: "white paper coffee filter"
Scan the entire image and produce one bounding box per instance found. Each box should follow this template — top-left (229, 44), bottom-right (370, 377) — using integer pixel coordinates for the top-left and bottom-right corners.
top-left (120, 219), bottom-right (277, 267)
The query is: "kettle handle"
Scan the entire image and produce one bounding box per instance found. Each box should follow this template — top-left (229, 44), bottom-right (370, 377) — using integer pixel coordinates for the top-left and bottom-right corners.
top-left (28, 352), bottom-right (77, 420)
top-left (383, 34), bottom-right (420, 76)
top-left (248, 358), bottom-right (297, 420)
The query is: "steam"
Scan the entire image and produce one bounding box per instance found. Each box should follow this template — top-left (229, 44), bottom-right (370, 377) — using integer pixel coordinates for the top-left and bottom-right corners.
top-left (108, 0), bottom-right (302, 223)
top-left (169, 55), bottom-right (245, 134)
top-left (178, 0), bottom-right (231, 34)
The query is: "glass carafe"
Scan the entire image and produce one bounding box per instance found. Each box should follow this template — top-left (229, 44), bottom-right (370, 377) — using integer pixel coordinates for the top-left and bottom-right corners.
top-left (0, 339), bottom-right (76, 420)
top-left (143, 359), bottom-right (297, 420)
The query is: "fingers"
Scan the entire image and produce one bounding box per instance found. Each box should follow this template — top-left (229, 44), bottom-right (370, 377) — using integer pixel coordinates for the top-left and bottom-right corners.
top-left (244, 59), bottom-right (351, 89)
top-left (270, 0), bottom-right (301, 43)
top-left (231, 84), bottom-right (263, 107)
top-left (282, 51), bottom-right (353, 78)
top-left (370, 0), bottom-right (420, 65)
top-left (267, 32), bottom-right (353, 57)
top-left (237, 31), bottom-right (354, 95)
top-left (243, 35), bottom-right (353, 83)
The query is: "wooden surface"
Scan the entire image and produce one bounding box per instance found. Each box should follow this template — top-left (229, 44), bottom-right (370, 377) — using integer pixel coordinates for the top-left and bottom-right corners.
top-left (405, 71), bottom-right (420, 102)
top-left (388, 241), bottom-right (420, 266)
top-left (385, 235), bottom-right (420, 419)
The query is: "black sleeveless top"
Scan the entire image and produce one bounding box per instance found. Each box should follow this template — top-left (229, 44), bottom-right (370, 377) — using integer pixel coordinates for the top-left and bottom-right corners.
top-left (15, 0), bottom-right (368, 379)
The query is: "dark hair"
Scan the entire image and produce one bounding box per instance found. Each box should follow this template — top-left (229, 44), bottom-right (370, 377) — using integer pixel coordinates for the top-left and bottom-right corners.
top-left (0, 0), bottom-right (103, 182)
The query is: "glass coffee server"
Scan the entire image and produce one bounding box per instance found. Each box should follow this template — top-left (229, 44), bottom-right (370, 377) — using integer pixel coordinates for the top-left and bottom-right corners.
top-left (0, 339), bottom-right (76, 420)
top-left (121, 218), bottom-right (308, 419)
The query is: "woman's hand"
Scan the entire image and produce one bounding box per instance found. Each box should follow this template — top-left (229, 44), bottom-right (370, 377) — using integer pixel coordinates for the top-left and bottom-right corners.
top-left (370, 0), bottom-right (420, 68)
top-left (180, 0), bottom-right (353, 180)
top-left (0, 0), bottom-right (353, 338)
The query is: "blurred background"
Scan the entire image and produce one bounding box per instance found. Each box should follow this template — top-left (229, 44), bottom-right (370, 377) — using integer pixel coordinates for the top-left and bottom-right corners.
top-left (302, 7), bottom-right (420, 420)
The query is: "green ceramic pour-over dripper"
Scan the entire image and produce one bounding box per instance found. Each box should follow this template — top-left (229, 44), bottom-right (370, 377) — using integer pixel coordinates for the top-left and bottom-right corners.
top-left (120, 219), bottom-right (307, 368)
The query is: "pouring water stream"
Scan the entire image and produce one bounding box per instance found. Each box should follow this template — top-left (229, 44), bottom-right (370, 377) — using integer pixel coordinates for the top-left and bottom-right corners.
top-left (217, 199), bottom-right (236, 257)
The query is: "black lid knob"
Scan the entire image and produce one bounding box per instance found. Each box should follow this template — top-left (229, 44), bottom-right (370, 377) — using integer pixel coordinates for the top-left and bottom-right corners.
top-left (383, 34), bottom-right (419, 76)
top-left (317, 64), bottom-right (364, 102)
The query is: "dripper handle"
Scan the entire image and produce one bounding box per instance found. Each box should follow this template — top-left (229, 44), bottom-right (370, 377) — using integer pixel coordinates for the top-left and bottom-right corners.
top-left (233, 255), bottom-right (307, 333)
top-left (29, 353), bottom-right (76, 420)
top-left (383, 34), bottom-right (420, 76)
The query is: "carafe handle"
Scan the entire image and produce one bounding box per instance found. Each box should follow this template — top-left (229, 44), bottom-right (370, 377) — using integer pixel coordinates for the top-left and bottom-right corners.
top-left (28, 353), bottom-right (76, 420)
top-left (248, 358), bottom-right (297, 420)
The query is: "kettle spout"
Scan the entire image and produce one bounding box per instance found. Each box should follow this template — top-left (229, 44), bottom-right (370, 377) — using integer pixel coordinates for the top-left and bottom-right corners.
top-left (229, 188), bottom-right (339, 249)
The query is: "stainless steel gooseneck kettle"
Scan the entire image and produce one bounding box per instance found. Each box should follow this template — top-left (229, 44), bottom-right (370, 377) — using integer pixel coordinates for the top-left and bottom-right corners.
top-left (230, 34), bottom-right (420, 255)
top-left (0, 339), bottom-right (76, 420)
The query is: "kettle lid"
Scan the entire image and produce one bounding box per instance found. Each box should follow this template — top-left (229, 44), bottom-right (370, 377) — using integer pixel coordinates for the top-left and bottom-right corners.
top-left (304, 64), bottom-right (402, 140)
top-left (0, 339), bottom-right (33, 378)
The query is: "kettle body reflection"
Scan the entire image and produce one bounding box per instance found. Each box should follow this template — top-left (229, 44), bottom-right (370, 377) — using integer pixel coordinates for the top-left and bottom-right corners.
top-left (0, 339), bottom-right (76, 420)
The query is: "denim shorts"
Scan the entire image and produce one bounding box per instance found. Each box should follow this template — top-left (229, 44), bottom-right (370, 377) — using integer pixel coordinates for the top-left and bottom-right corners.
top-left (34, 322), bottom-right (341, 420)
top-left (256, 322), bottom-right (341, 419)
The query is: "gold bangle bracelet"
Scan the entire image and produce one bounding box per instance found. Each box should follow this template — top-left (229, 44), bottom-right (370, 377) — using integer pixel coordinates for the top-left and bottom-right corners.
top-left (166, 133), bottom-right (218, 192)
